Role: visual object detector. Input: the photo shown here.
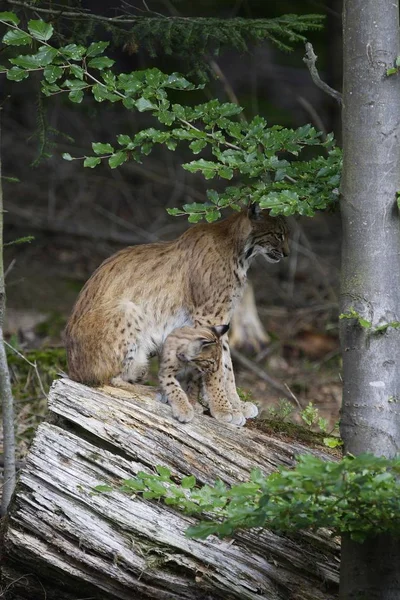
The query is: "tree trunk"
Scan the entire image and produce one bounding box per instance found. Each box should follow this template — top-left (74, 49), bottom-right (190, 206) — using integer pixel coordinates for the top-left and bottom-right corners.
top-left (0, 110), bottom-right (16, 517)
top-left (340, 0), bottom-right (400, 597)
top-left (1, 378), bottom-right (340, 600)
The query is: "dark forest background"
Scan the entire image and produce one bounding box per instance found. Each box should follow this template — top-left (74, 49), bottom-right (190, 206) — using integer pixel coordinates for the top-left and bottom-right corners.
top-left (2, 0), bottom-right (343, 454)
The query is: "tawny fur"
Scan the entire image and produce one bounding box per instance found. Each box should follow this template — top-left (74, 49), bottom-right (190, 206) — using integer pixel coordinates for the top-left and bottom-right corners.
top-left (158, 324), bottom-right (259, 425)
top-left (65, 206), bottom-right (289, 424)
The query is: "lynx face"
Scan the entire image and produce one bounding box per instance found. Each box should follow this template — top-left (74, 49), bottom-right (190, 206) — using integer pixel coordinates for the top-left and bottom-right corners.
top-left (247, 204), bottom-right (290, 263)
top-left (174, 324), bottom-right (228, 374)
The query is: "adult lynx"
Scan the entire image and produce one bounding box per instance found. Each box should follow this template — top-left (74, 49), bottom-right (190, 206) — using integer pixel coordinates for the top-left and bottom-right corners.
top-left (65, 205), bottom-right (289, 425)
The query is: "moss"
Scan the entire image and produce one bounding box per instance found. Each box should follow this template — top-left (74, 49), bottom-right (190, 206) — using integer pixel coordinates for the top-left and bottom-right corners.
top-left (247, 418), bottom-right (342, 457)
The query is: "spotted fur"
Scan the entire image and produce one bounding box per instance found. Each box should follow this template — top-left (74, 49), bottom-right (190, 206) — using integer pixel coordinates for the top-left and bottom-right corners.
top-left (65, 206), bottom-right (289, 425)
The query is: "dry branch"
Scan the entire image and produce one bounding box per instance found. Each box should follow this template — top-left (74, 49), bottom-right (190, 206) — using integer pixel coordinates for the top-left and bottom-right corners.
top-left (1, 378), bottom-right (340, 599)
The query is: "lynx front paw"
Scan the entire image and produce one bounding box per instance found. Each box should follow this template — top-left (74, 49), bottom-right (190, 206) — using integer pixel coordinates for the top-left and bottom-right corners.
top-left (211, 410), bottom-right (233, 424)
top-left (231, 410), bottom-right (246, 427)
top-left (241, 402), bottom-right (258, 419)
top-left (171, 403), bottom-right (195, 423)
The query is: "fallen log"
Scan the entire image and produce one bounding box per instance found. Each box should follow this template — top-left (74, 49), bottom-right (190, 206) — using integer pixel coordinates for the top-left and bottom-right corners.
top-left (1, 378), bottom-right (340, 600)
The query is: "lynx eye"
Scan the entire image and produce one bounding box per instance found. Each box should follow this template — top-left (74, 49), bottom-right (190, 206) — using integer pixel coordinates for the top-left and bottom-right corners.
top-left (199, 339), bottom-right (216, 347)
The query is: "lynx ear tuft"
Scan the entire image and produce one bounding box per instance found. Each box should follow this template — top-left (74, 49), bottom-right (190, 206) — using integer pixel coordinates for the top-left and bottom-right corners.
top-left (211, 324), bottom-right (230, 338)
top-left (247, 202), bottom-right (263, 221)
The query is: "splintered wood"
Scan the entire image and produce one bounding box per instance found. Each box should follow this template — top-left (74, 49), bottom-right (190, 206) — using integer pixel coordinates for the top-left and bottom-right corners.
top-left (1, 378), bottom-right (340, 600)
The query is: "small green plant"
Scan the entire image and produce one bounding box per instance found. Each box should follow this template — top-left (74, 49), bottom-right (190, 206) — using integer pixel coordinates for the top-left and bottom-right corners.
top-left (339, 307), bottom-right (400, 334)
top-left (300, 401), bottom-right (320, 428)
top-left (266, 399), bottom-right (294, 421)
top-left (92, 453), bottom-right (400, 543)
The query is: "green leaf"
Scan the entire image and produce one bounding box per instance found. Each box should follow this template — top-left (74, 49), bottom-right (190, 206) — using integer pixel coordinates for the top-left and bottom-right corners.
top-left (62, 153), bottom-right (74, 161)
top-left (205, 209), bottom-right (221, 223)
top-left (359, 318), bottom-right (372, 329)
top-left (186, 523), bottom-right (218, 539)
top-left (84, 156), bottom-right (102, 168)
top-left (92, 83), bottom-right (120, 103)
top-left (386, 67), bottom-right (398, 76)
top-left (219, 167), bottom-right (234, 180)
top-left (122, 97), bottom-right (135, 109)
top-left (109, 151), bottom-right (128, 169)
top-left (189, 139), bottom-right (207, 154)
top-left (87, 41), bottom-right (109, 57)
top-left (188, 213), bottom-right (203, 223)
top-left (117, 134), bottom-right (132, 146)
top-left (92, 142), bottom-right (114, 155)
top-left (2, 29), bottom-right (31, 46)
top-left (28, 19), bottom-right (53, 42)
top-left (323, 437), bottom-right (343, 448)
top-left (64, 79), bottom-right (87, 90)
top-left (396, 56), bottom-right (400, 68)
top-left (108, 151), bottom-right (128, 169)
top-left (10, 47), bottom-right (57, 69)
top-left (181, 475), bottom-right (196, 489)
top-left (44, 65), bottom-right (63, 83)
top-left (88, 57), bottom-right (115, 70)
top-left (6, 66), bottom-right (29, 81)
top-left (135, 97), bottom-right (157, 112)
top-left (206, 189), bottom-right (219, 204)
top-left (92, 484), bottom-right (113, 493)
top-left (0, 11), bottom-right (19, 25)
top-left (60, 43), bottom-right (86, 60)
top-left (41, 81), bottom-right (61, 96)
top-left (70, 64), bottom-right (84, 80)
top-left (156, 466), bottom-right (171, 479)
top-left (68, 89), bottom-right (84, 103)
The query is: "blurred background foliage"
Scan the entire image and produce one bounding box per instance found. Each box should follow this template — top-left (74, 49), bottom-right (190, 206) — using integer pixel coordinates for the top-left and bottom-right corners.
top-left (1, 0), bottom-right (343, 456)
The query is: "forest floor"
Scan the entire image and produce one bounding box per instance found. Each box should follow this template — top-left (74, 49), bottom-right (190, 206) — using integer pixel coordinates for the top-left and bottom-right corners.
top-left (2, 211), bottom-right (342, 463)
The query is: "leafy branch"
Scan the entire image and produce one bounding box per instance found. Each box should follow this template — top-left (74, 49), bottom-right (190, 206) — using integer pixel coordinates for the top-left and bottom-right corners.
top-left (93, 454), bottom-right (400, 543)
top-left (0, 12), bottom-right (342, 222)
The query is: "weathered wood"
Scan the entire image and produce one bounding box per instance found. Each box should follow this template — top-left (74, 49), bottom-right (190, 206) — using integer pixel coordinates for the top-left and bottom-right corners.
top-left (1, 378), bottom-right (340, 599)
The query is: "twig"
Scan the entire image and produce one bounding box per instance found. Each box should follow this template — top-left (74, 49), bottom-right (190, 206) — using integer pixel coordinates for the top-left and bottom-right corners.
top-left (4, 258), bottom-right (16, 280)
top-left (303, 43), bottom-right (342, 104)
top-left (4, 340), bottom-right (48, 399)
top-left (208, 59), bottom-right (247, 124)
top-left (231, 348), bottom-right (295, 402)
top-left (283, 383), bottom-right (302, 410)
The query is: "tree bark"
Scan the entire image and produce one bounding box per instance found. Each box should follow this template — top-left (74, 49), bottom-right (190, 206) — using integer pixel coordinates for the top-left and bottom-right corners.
top-left (1, 378), bottom-right (340, 600)
top-left (340, 0), bottom-right (400, 597)
top-left (0, 109), bottom-right (16, 517)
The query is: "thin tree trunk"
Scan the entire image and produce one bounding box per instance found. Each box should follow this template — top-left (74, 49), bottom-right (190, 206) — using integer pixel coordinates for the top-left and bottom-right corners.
top-left (0, 110), bottom-right (16, 516)
top-left (340, 1), bottom-right (400, 597)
